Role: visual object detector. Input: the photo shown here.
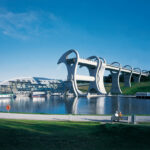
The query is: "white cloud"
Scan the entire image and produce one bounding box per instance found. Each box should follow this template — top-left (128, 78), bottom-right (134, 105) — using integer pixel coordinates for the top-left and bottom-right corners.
top-left (49, 13), bottom-right (59, 21)
top-left (0, 8), bottom-right (64, 40)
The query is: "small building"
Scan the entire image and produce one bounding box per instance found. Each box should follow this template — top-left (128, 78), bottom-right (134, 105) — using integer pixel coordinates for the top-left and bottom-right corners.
top-left (0, 77), bottom-right (64, 94)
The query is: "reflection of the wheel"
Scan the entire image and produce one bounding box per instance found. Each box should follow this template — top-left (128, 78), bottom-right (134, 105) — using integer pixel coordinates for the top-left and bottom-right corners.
top-left (71, 97), bottom-right (106, 115)
top-left (15, 97), bottom-right (30, 101)
top-left (96, 96), bottom-right (121, 115)
top-left (71, 97), bottom-right (78, 114)
top-left (96, 96), bottom-right (105, 114)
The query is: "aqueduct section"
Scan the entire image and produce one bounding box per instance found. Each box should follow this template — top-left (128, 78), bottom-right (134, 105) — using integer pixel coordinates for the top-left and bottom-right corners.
top-left (57, 49), bottom-right (149, 97)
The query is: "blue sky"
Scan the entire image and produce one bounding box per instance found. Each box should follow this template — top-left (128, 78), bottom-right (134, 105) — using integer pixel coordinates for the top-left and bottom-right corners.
top-left (0, 0), bottom-right (150, 81)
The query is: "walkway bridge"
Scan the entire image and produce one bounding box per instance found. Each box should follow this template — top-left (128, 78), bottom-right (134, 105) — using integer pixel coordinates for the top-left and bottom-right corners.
top-left (58, 49), bottom-right (149, 97)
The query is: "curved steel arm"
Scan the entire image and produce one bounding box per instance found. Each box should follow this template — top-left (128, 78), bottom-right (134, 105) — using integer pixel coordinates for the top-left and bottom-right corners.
top-left (57, 49), bottom-right (79, 64)
top-left (142, 70), bottom-right (149, 73)
top-left (123, 65), bottom-right (133, 71)
top-left (99, 57), bottom-right (106, 64)
top-left (133, 68), bottom-right (141, 74)
top-left (87, 56), bottom-right (99, 61)
top-left (110, 62), bottom-right (121, 68)
top-left (79, 56), bottom-right (100, 68)
top-left (123, 65), bottom-right (133, 73)
top-left (142, 70), bottom-right (149, 76)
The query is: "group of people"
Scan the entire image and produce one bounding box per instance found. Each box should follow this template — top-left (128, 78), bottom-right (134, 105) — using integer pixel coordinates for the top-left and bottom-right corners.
top-left (111, 110), bottom-right (123, 122)
top-left (115, 111), bottom-right (122, 118)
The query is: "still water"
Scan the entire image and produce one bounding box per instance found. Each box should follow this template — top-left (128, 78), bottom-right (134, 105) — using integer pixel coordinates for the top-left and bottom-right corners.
top-left (0, 96), bottom-right (150, 115)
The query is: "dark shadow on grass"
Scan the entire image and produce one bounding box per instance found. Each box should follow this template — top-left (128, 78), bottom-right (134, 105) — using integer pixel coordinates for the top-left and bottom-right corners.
top-left (0, 120), bottom-right (150, 150)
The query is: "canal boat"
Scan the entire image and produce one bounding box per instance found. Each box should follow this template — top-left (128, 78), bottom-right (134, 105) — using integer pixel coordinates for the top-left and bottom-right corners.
top-left (51, 93), bottom-right (62, 96)
top-left (32, 91), bottom-right (46, 98)
top-left (0, 93), bottom-right (15, 99)
top-left (136, 92), bottom-right (150, 99)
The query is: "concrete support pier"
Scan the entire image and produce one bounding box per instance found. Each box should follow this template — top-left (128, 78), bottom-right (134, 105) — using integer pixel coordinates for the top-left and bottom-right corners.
top-left (110, 62), bottom-right (122, 94)
top-left (133, 68), bottom-right (141, 83)
top-left (123, 65), bottom-right (133, 87)
top-left (57, 50), bottom-right (79, 97)
top-left (87, 56), bottom-right (106, 95)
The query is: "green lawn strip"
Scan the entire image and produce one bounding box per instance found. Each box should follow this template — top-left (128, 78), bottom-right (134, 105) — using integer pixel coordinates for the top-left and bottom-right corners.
top-left (79, 82), bottom-right (150, 95)
top-left (109, 82), bottom-right (150, 95)
top-left (121, 82), bottom-right (150, 95)
top-left (0, 119), bottom-right (150, 150)
top-left (138, 122), bottom-right (150, 125)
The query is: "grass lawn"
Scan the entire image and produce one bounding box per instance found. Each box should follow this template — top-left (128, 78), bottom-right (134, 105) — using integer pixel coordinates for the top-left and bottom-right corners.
top-left (79, 82), bottom-right (150, 95)
top-left (121, 82), bottom-right (150, 95)
top-left (0, 119), bottom-right (150, 150)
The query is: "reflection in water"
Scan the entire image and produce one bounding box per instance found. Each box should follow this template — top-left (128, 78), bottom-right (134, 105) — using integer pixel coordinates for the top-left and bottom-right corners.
top-left (0, 99), bottom-right (11, 109)
top-left (16, 97), bottom-right (30, 101)
top-left (33, 97), bottom-right (46, 102)
top-left (0, 96), bottom-right (150, 114)
top-left (71, 97), bottom-right (78, 114)
top-left (96, 97), bottom-right (105, 114)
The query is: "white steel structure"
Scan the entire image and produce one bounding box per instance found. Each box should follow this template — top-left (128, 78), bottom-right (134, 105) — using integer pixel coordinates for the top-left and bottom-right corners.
top-left (58, 49), bottom-right (149, 97)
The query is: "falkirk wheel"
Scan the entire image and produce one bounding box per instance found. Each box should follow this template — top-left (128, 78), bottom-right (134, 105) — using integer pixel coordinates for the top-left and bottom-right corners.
top-left (57, 49), bottom-right (149, 97)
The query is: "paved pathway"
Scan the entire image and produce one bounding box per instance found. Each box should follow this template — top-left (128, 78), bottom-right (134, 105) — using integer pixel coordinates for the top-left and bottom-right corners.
top-left (0, 113), bottom-right (111, 122)
top-left (0, 113), bottom-right (150, 122)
